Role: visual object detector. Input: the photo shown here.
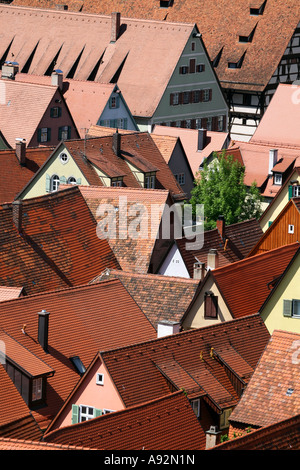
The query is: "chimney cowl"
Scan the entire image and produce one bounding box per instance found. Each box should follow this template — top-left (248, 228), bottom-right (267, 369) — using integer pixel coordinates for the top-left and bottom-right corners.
top-left (51, 70), bottom-right (63, 90)
top-left (197, 128), bottom-right (207, 151)
top-left (1, 61), bottom-right (19, 80)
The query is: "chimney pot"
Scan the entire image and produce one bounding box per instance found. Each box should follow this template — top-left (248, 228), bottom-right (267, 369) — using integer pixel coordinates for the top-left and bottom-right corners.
top-left (15, 138), bottom-right (26, 165)
top-left (12, 200), bottom-right (23, 233)
top-left (38, 310), bottom-right (50, 352)
top-left (157, 320), bottom-right (181, 338)
top-left (111, 12), bottom-right (121, 43)
top-left (1, 61), bottom-right (19, 80)
top-left (269, 148), bottom-right (278, 174)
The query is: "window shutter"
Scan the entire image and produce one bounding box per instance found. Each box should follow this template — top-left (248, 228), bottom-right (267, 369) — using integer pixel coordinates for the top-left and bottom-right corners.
top-left (170, 93), bottom-right (174, 105)
top-left (58, 107), bottom-right (62, 117)
top-left (283, 299), bottom-right (292, 317)
top-left (46, 174), bottom-right (51, 192)
top-left (109, 97), bottom-right (112, 109)
top-left (209, 89), bottom-right (212, 101)
top-left (288, 185), bottom-right (293, 200)
top-left (37, 128), bottom-right (42, 143)
top-left (94, 408), bottom-right (102, 418)
top-left (189, 59), bottom-right (196, 73)
top-left (115, 96), bottom-right (120, 108)
top-left (47, 128), bottom-right (51, 142)
top-left (179, 92), bottom-right (183, 104)
top-left (205, 294), bottom-right (218, 318)
top-left (50, 108), bottom-right (54, 118)
top-left (72, 404), bottom-right (79, 424)
top-left (200, 90), bottom-right (204, 102)
top-left (76, 177), bottom-right (81, 185)
top-left (124, 118), bottom-right (128, 130)
top-left (58, 127), bottom-right (62, 140)
top-left (212, 116), bottom-right (218, 131)
top-left (67, 126), bottom-right (71, 139)
top-left (60, 176), bottom-right (67, 184)
top-left (191, 119), bottom-right (196, 129)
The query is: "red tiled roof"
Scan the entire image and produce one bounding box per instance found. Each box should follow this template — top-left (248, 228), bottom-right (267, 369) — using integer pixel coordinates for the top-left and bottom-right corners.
top-left (0, 146), bottom-right (54, 204)
top-left (0, 365), bottom-right (43, 440)
top-left (0, 437), bottom-right (92, 450)
top-left (74, 185), bottom-right (174, 274)
top-left (213, 413), bottom-right (300, 450)
top-left (176, 218), bottom-right (263, 276)
top-left (229, 330), bottom-right (300, 429)
top-left (0, 279), bottom-right (157, 429)
top-left (11, 0), bottom-right (300, 92)
top-left (91, 269), bottom-right (199, 327)
top-left (100, 314), bottom-right (270, 411)
top-left (0, 286), bottom-right (24, 301)
top-left (211, 242), bottom-right (300, 319)
top-left (44, 391), bottom-right (207, 450)
top-left (0, 186), bottom-right (119, 295)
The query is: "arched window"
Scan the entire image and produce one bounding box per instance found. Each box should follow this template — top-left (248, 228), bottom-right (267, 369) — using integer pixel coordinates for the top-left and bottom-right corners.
top-left (50, 175), bottom-right (60, 192)
top-left (67, 176), bottom-right (77, 185)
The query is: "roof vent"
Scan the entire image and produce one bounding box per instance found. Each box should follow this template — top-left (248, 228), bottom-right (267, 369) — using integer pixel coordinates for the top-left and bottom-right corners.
top-left (38, 309), bottom-right (50, 352)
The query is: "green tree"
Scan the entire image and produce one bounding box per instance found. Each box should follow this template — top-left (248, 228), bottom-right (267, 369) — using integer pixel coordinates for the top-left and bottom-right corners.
top-left (189, 150), bottom-right (262, 231)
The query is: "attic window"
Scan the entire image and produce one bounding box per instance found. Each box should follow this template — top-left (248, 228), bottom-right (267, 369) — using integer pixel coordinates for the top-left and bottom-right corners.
top-left (59, 152), bottom-right (69, 164)
top-left (288, 224), bottom-right (294, 234)
top-left (283, 299), bottom-right (300, 318)
top-left (273, 173), bottom-right (282, 185)
top-left (239, 25), bottom-right (257, 43)
top-left (228, 52), bottom-right (246, 69)
top-left (160, 0), bottom-right (172, 7)
top-left (70, 356), bottom-right (86, 376)
top-left (204, 292), bottom-right (218, 319)
top-left (96, 373), bottom-right (104, 385)
top-left (286, 388), bottom-right (294, 396)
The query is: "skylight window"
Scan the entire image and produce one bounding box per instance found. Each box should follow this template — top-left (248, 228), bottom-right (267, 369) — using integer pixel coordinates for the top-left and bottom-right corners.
top-left (70, 356), bottom-right (86, 375)
top-left (250, 0), bottom-right (266, 16)
top-left (286, 387), bottom-right (294, 396)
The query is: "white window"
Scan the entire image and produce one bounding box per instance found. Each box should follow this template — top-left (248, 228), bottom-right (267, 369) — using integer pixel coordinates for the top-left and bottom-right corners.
top-left (288, 224), bottom-right (294, 234)
top-left (173, 93), bottom-right (179, 105)
top-left (32, 377), bottom-right (42, 401)
top-left (203, 89), bottom-right (210, 102)
top-left (185, 119), bottom-right (191, 129)
top-left (67, 176), bottom-right (77, 185)
top-left (50, 174), bottom-right (60, 191)
top-left (191, 399), bottom-right (200, 417)
top-left (175, 173), bottom-right (185, 185)
top-left (40, 127), bottom-right (49, 143)
top-left (96, 373), bottom-right (104, 385)
top-left (144, 172), bottom-right (155, 189)
top-left (206, 117), bottom-right (212, 130)
top-left (218, 116), bottom-right (224, 131)
top-left (79, 405), bottom-right (95, 422)
top-left (293, 185), bottom-right (300, 197)
top-left (195, 118), bottom-right (202, 129)
top-left (274, 173), bottom-right (282, 185)
top-left (111, 178), bottom-right (123, 187)
top-left (60, 126), bottom-right (69, 140)
top-left (60, 152), bottom-right (69, 164)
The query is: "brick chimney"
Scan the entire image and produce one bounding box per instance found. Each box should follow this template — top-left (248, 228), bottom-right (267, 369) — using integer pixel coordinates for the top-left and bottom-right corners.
top-left (15, 138), bottom-right (26, 166)
top-left (38, 310), bottom-right (50, 352)
top-left (216, 215), bottom-right (225, 239)
top-left (111, 12), bottom-right (121, 43)
top-left (12, 200), bottom-right (23, 233)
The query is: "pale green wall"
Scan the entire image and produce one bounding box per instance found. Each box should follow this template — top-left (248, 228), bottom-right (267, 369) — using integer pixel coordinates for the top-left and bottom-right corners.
top-left (152, 27), bottom-right (228, 126)
top-left (91, 164), bottom-right (111, 186)
top-left (21, 145), bottom-right (89, 199)
top-left (260, 254), bottom-right (300, 335)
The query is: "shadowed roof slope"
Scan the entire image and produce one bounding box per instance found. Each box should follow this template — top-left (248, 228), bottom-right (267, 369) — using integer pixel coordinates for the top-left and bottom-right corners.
top-left (91, 269), bottom-right (199, 327)
top-left (211, 242), bottom-right (300, 319)
top-left (0, 279), bottom-right (156, 429)
top-left (0, 186), bottom-right (119, 294)
top-left (44, 391), bottom-right (206, 450)
top-left (12, 0), bottom-right (300, 92)
top-left (0, 365), bottom-right (43, 441)
top-left (100, 314), bottom-right (270, 410)
top-left (229, 330), bottom-right (300, 429)
top-left (0, 146), bottom-right (54, 204)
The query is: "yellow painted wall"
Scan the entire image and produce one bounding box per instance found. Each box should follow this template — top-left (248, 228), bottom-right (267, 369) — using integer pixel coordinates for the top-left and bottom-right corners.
top-left (21, 146), bottom-right (89, 199)
top-left (125, 160), bottom-right (144, 186)
top-left (182, 273), bottom-right (233, 330)
top-left (260, 253), bottom-right (300, 335)
top-left (260, 171), bottom-right (300, 232)
top-left (91, 163), bottom-right (111, 186)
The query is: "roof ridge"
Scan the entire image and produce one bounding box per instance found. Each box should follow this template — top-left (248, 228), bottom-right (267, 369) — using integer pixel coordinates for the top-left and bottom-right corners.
top-left (100, 269), bottom-right (199, 283)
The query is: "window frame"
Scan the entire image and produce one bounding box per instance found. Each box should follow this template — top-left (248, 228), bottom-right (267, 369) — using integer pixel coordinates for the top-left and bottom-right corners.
top-left (50, 174), bottom-right (60, 192)
top-left (144, 172), bottom-right (156, 189)
top-left (274, 173), bottom-right (282, 185)
top-left (96, 373), bottom-right (104, 385)
top-left (204, 292), bottom-right (218, 319)
top-left (191, 399), bottom-right (200, 417)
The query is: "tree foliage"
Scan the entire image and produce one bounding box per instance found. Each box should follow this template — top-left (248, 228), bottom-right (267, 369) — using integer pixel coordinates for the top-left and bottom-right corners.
top-left (189, 150), bottom-right (262, 231)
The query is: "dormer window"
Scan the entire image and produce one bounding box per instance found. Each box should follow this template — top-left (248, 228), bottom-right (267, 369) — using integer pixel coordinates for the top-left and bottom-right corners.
top-left (204, 291), bottom-right (218, 319)
top-left (111, 177), bottom-right (123, 187)
top-left (228, 53), bottom-right (246, 69)
top-left (250, 1), bottom-right (266, 16)
top-left (144, 172), bottom-right (156, 189)
top-left (160, 0), bottom-right (172, 8)
top-left (273, 173), bottom-right (282, 185)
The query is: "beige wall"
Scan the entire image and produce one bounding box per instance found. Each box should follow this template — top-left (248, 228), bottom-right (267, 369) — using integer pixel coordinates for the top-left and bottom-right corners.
top-left (21, 146), bottom-right (89, 199)
top-left (260, 254), bottom-right (300, 335)
top-left (182, 273), bottom-right (233, 330)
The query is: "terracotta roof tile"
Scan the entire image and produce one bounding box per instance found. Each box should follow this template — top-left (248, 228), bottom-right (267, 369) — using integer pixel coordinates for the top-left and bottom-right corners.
top-left (0, 437), bottom-right (92, 450)
top-left (176, 218), bottom-right (263, 276)
top-left (0, 366), bottom-right (43, 440)
top-left (0, 147), bottom-right (54, 204)
top-left (0, 286), bottom-right (23, 301)
top-left (0, 279), bottom-right (157, 429)
top-left (91, 269), bottom-right (199, 327)
top-left (13, 0), bottom-right (300, 92)
top-left (44, 392), bottom-right (207, 450)
top-left (0, 186), bottom-right (119, 295)
top-left (212, 242), bottom-right (300, 319)
top-left (100, 314), bottom-right (270, 411)
top-left (229, 330), bottom-right (300, 429)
